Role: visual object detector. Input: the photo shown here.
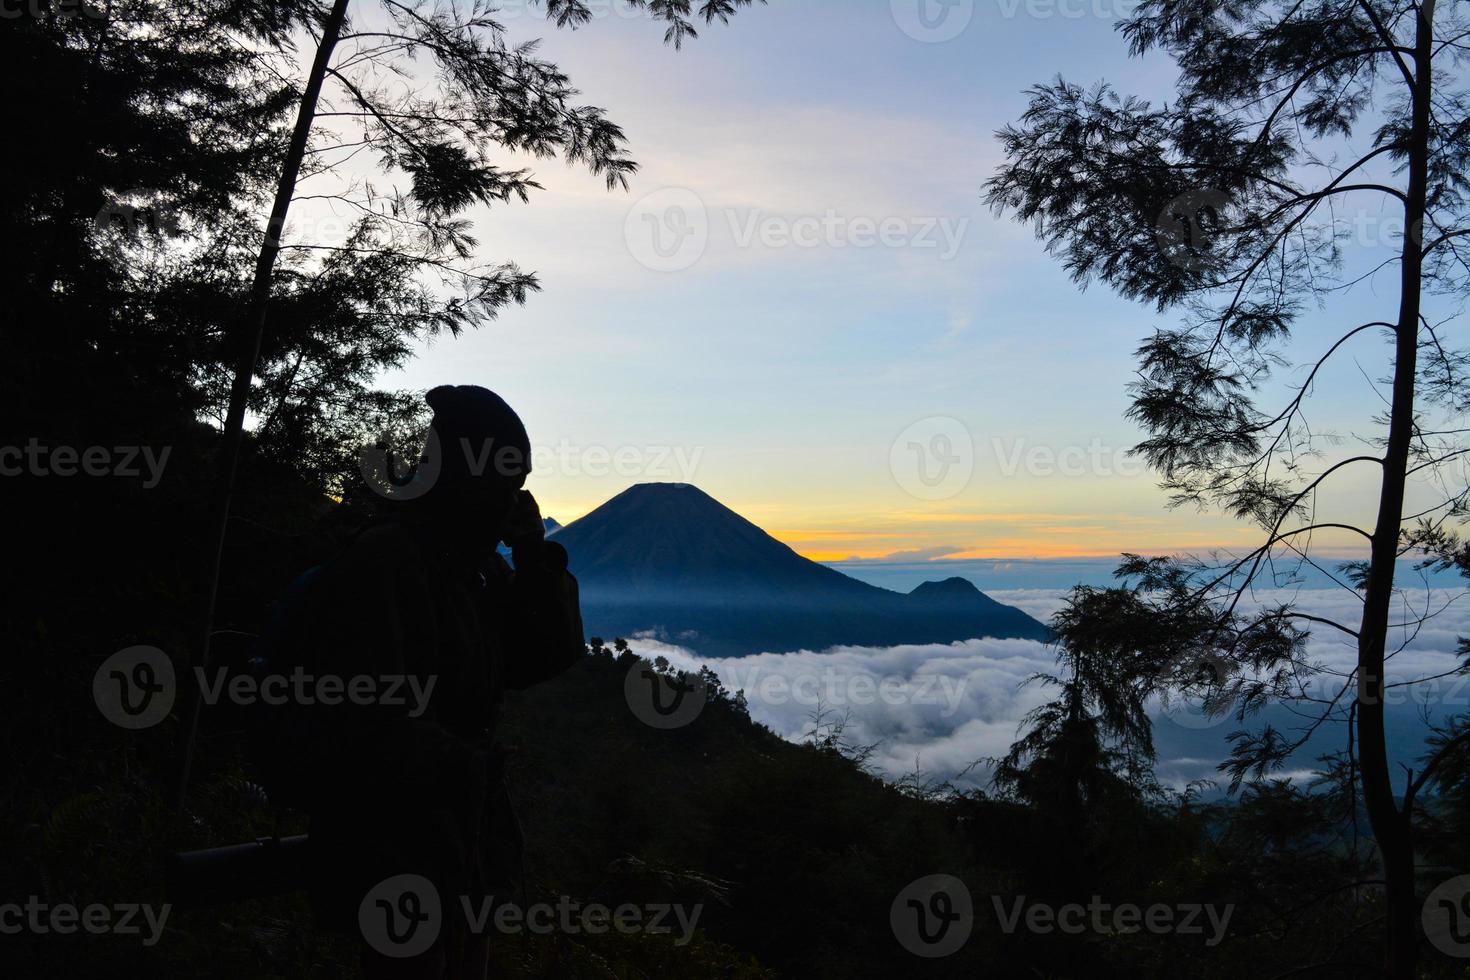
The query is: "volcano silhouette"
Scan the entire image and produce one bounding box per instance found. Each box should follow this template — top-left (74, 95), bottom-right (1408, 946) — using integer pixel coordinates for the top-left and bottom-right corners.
top-left (551, 483), bottom-right (1051, 657)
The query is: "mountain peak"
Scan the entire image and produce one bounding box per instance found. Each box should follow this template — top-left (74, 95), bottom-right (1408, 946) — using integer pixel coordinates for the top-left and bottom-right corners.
top-left (585, 483), bottom-right (765, 534)
top-left (609, 482), bottom-right (713, 505)
top-left (554, 483), bottom-right (1052, 656)
top-left (554, 482), bottom-right (821, 595)
top-left (909, 577), bottom-right (982, 599)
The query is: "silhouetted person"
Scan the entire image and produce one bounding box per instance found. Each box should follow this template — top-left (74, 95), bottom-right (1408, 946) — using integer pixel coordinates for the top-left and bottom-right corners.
top-left (262, 385), bottom-right (583, 979)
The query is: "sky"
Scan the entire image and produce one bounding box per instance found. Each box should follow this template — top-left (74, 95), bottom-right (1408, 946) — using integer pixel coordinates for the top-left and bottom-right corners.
top-left (344, 0), bottom-right (1463, 564)
top-left (304, 0), bottom-right (1470, 798)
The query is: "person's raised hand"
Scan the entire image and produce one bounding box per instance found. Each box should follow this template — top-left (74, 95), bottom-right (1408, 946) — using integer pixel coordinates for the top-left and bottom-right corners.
top-left (501, 489), bottom-right (545, 553)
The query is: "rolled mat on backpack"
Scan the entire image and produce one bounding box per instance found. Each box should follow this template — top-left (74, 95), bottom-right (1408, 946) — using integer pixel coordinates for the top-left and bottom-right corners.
top-left (166, 836), bottom-right (310, 908)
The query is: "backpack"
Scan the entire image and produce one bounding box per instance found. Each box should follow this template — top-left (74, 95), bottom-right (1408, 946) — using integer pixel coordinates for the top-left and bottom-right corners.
top-left (244, 563), bottom-right (326, 810)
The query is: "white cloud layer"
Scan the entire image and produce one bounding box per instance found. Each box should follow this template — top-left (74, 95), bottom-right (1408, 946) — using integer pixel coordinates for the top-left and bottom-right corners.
top-left (625, 588), bottom-right (1470, 794)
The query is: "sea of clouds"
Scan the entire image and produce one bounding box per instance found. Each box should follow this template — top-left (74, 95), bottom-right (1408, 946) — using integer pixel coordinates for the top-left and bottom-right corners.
top-left (626, 586), bottom-right (1470, 794)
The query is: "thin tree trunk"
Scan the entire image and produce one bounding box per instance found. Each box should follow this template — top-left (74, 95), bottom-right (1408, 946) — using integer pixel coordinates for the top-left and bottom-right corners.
top-left (1357, 3), bottom-right (1434, 976)
top-left (173, 0), bottom-right (353, 809)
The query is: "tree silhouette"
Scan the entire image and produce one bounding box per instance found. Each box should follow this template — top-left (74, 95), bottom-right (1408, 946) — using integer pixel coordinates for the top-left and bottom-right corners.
top-left (987, 2), bottom-right (1470, 974)
top-left (990, 585), bottom-right (1181, 900)
top-left (993, 585), bottom-right (1189, 811)
top-left (178, 0), bottom-right (765, 807)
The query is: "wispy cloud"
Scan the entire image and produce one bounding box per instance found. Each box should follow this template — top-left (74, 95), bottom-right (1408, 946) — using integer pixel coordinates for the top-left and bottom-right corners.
top-left (844, 545), bottom-right (970, 563)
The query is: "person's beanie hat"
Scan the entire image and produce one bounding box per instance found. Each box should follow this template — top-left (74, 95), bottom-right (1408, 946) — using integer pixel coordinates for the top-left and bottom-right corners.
top-left (425, 385), bottom-right (531, 485)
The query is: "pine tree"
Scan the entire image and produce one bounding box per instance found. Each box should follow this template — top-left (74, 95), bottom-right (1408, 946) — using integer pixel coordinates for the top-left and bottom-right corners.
top-left (987, 2), bottom-right (1470, 974)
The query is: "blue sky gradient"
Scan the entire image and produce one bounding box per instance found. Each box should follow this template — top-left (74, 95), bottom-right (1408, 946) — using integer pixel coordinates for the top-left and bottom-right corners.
top-left (360, 0), bottom-right (1453, 563)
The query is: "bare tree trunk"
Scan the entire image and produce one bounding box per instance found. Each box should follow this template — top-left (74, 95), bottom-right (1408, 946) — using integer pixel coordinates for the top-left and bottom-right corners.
top-left (173, 0), bottom-right (353, 809)
top-left (1357, 4), bottom-right (1434, 976)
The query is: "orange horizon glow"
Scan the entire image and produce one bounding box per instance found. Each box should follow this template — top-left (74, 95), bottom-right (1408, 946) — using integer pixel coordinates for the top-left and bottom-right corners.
top-left (787, 542), bottom-right (1375, 563)
top-left (540, 489), bottom-right (1376, 566)
top-left (791, 546), bottom-right (1162, 562)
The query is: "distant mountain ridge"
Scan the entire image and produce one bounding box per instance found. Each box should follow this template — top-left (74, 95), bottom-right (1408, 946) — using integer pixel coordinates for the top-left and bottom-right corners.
top-left (552, 483), bottom-right (1051, 657)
